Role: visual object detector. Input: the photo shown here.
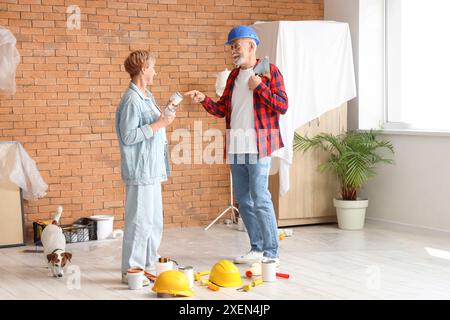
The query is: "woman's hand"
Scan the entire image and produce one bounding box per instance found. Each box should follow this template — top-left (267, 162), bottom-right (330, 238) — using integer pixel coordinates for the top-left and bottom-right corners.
top-left (150, 114), bottom-right (175, 133)
top-left (159, 113), bottom-right (175, 127)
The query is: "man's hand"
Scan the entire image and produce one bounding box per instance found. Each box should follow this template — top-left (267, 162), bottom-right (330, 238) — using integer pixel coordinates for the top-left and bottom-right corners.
top-left (185, 90), bottom-right (205, 103)
top-left (261, 70), bottom-right (271, 80)
top-left (248, 75), bottom-right (262, 91)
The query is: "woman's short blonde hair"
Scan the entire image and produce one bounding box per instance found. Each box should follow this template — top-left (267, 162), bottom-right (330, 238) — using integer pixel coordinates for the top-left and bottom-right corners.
top-left (124, 50), bottom-right (155, 78)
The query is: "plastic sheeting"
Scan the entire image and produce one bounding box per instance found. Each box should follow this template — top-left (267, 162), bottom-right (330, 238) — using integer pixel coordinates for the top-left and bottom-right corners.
top-left (0, 142), bottom-right (48, 200)
top-left (252, 21), bottom-right (357, 195)
top-left (0, 26), bottom-right (20, 95)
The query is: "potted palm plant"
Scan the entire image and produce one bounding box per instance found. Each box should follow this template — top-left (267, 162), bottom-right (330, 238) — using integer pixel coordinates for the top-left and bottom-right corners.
top-left (293, 129), bottom-right (394, 230)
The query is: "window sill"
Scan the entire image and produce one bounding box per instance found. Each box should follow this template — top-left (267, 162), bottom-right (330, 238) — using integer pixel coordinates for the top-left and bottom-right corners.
top-left (360, 128), bottom-right (450, 137)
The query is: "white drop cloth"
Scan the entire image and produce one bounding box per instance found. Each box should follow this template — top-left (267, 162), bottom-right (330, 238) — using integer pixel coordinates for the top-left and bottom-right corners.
top-left (252, 21), bottom-right (357, 195)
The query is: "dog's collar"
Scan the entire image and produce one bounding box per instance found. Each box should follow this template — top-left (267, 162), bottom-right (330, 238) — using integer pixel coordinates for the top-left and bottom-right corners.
top-left (51, 248), bottom-right (64, 254)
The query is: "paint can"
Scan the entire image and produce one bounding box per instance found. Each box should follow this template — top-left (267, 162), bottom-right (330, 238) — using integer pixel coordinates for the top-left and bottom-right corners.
top-left (178, 265), bottom-right (194, 288)
top-left (156, 260), bottom-right (174, 275)
top-left (262, 259), bottom-right (277, 282)
top-left (90, 215), bottom-right (114, 240)
top-left (127, 268), bottom-right (144, 290)
top-left (164, 91), bottom-right (183, 116)
top-left (169, 91), bottom-right (183, 105)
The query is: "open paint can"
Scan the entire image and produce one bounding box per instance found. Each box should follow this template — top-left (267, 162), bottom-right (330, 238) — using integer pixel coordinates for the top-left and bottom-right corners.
top-left (127, 268), bottom-right (144, 290)
top-left (178, 266), bottom-right (194, 288)
top-left (156, 260), bottom-right (174, 275)
top-left (262, 260), bottom-right (277, 282)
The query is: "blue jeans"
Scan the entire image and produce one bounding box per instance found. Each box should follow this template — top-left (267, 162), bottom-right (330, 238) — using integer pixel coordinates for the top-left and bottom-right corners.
top-left (229, 153), bottom-right (279, 258)
top-left (121, 183), bottom-right (163, 273)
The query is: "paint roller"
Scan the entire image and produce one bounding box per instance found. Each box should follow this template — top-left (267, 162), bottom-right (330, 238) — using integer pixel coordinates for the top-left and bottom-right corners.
top-left (245, 263), bottom-right (290, 279)
top-left (237, 278), bottom-right (264, 292)
top-left (253, 56), bottom-right (270, 76)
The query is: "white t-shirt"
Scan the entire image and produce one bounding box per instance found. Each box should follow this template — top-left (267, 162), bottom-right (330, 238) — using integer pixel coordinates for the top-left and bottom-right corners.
top-left (229, 67), bottom-right (258, 154)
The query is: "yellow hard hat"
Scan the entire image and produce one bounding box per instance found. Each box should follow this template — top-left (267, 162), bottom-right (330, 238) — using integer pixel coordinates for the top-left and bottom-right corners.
top-left (209, 260), bottom-right (243, 287)
top-left (152, 270), bottom-right (193, 297)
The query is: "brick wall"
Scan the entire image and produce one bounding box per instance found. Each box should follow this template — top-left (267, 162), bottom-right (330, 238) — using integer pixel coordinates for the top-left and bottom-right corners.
top-left (0, 0), bottom-right (323, 241)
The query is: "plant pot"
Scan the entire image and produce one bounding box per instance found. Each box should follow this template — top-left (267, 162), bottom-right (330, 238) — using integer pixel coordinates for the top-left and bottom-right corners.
top-left (333, 198), bottom-right (369, 230)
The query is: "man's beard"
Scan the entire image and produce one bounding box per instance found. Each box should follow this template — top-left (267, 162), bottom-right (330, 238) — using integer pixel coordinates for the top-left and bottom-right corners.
top-left (233, 55), bottom-right (245, 67)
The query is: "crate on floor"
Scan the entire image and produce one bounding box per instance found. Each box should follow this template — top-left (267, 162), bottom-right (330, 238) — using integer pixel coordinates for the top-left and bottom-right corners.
top-left (33, 218), bottom-right (97, 246)
top-left (72, 218), bottom-right (97, 242)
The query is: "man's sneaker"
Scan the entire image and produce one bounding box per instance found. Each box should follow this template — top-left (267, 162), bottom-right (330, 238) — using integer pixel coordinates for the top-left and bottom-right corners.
top-left (121, 273), bottom-right (151, 287)
top-left (234, 250), bottom-right (264, 264)
top-left (262, 257), bottom-right (281, 268)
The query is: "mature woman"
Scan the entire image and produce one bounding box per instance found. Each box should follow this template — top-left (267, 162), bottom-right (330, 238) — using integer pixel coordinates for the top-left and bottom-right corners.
top-left (115, 50), bottom-right (174, 285)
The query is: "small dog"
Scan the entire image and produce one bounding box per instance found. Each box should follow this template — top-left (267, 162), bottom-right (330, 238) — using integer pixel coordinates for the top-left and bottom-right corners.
top-left (41, 206), bottom-right (72, 277)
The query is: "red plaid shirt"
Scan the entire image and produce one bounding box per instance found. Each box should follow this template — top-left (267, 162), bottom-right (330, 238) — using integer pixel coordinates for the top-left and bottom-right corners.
top-left (201, 60), bottom-right (289, 158)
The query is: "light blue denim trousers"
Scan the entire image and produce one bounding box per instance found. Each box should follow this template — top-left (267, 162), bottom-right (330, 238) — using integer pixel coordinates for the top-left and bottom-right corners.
top-left (121, 182), bottom-right (163, 274)
top-left (229, 153), bottom-right (279, 258)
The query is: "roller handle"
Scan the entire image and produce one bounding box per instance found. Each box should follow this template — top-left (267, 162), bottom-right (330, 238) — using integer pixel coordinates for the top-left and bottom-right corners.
top-left (276, 272), bottom-right (290, 279)
top-left (252, 278), bottom-right (263, 286)
top-left (247, 270), bottom-right (289, 279)
top-left (208, 282), bottom-right (220, 291)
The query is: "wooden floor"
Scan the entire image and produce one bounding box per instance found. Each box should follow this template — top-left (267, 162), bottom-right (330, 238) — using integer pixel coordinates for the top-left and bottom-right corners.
top-left (1, 220), bottom-right (450, 300)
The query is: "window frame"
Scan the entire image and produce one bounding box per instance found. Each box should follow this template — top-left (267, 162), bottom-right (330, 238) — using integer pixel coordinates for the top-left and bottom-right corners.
top-left (383, 0), bottom-right (450, 133)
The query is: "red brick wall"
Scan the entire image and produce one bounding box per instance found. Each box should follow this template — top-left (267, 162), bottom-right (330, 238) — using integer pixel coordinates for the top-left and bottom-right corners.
top-left (0, 0), bottom-right (323, 241)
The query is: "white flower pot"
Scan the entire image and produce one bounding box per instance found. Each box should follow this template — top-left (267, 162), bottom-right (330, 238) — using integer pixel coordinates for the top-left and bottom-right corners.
top-left (333, 198), bottom-right (369, 230)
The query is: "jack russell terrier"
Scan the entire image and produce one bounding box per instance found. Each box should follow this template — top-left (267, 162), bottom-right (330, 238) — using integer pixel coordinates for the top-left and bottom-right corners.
top-left (41, 206), bottom-right (72, 277)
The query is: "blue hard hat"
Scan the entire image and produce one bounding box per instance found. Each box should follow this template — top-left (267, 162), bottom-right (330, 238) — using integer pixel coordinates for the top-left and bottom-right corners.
top-left (225, 25), bottom-right (260, 46)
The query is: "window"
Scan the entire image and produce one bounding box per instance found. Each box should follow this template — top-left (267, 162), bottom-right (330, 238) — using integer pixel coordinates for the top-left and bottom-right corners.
top-left (385, 0), bottom-right (450, 131)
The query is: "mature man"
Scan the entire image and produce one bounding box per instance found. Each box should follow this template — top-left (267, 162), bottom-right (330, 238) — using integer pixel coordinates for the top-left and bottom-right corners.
top-left (186, 26), bottom-right (288, 266)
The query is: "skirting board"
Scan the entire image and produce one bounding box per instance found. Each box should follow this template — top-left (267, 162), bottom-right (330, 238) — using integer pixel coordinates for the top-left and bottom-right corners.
top-left (278, 216), bottom-right (337, 227)
top-left (366, 217), bottom-right (450, 235)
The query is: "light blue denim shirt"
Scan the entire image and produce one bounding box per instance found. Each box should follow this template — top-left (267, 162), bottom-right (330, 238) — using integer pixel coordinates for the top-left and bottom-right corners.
top-left (115, 82), bottom-right (170, 185)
